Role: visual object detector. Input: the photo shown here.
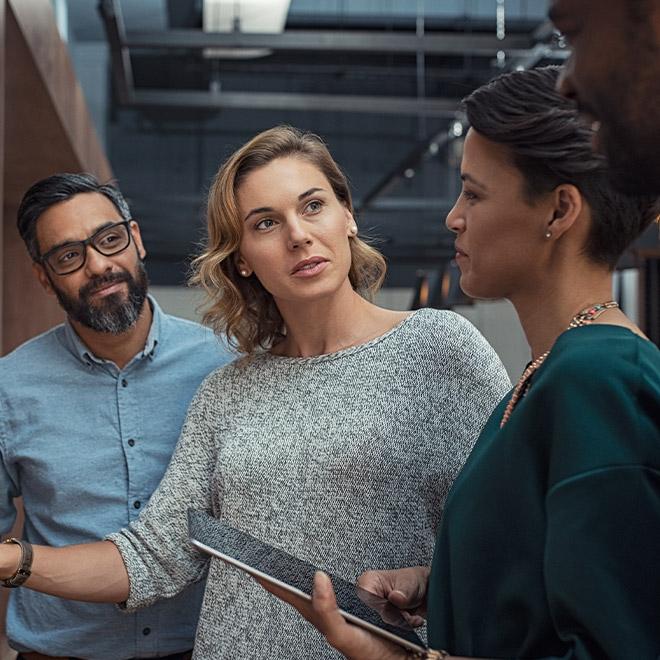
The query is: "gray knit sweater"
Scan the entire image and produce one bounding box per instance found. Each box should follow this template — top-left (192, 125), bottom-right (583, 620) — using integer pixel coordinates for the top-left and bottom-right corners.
top-left (108, 309), bottom-right (511, 659)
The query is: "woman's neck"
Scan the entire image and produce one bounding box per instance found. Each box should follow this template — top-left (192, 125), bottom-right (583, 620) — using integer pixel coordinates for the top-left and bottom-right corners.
top-left (272, 283), bottom-right (408, 358)
top-left (510, 265), bottom-right (619, 360)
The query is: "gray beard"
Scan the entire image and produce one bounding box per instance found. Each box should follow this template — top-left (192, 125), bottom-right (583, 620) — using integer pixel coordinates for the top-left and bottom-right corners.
top-left (78, 288), bottom-right (145, 334)
top-left (53, 261), bottom-right (149, 335)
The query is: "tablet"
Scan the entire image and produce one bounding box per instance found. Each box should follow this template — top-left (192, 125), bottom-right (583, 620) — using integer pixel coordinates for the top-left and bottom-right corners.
top-left (188, 509), bottom-right (427, 653)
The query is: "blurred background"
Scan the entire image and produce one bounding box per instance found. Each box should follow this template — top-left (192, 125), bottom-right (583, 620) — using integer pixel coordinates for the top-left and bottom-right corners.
top-left (1, 0), bottom-right (658, 382)
top-left (0, 3), bottom-right (658, 656)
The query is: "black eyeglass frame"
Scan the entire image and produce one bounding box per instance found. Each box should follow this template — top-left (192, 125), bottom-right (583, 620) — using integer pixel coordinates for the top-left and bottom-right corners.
top-left (39, 220), bottom-right (134, 275)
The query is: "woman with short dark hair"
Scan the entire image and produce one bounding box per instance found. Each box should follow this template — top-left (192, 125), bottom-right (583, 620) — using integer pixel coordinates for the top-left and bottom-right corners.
top-left (267, 66), bottom-right (660, 660)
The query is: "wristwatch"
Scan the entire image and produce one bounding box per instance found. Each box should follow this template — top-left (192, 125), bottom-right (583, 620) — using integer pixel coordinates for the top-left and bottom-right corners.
top-left (1, 537), bottom-right (33, 587)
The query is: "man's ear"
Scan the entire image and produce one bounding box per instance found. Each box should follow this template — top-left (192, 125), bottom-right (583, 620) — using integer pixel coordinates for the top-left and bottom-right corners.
top-left (32, 262), bottom-right (56, 297)
top-left (546, 184), bottom-right (583, 239)
top-left (129, 220), bottom-right (147, 260)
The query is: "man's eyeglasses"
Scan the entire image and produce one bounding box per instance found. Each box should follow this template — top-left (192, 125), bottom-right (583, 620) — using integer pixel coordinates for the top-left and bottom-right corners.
top-left (40, 220), bottom-right (133, 275)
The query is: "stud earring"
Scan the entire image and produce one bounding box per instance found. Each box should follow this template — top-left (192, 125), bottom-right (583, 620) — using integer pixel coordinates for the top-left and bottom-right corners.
top-left (240, 269), bottom-right (249, 277)
top-left (350, 225), bottom-right (358, 236)
top-left (545, 230), bottom-right (552, 239)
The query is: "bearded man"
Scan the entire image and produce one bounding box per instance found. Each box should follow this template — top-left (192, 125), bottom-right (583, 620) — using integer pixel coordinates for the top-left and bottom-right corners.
top-left (550, 0), bottom-right (660, 195)
top-left (0, 174), bottom-right (231, 660)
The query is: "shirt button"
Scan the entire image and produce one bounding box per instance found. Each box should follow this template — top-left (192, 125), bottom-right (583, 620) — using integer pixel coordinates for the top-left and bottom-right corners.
top-left (128, 439), bottom-right (135, 447)
top-left (142, 627), bottom-right (151, 636)
top-left (133, 500), bottom-right (141, 509)
top-left (121, 378), bottom-right (128, 387)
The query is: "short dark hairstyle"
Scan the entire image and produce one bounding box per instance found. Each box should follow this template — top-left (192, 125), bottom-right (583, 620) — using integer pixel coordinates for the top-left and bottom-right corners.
top-left (463, 66), bottom-right (658, 269)
top-left (17, 173), bottom-right (131, 261)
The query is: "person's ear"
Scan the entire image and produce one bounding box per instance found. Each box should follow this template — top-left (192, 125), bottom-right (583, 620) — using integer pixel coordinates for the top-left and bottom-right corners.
top-left (544, 184), bottom-right (582, 240)
top-left (32, 262), bottom-right (56, 297)
top-left (129, 220), bottom-right (147, 260)
top-left (234, 253), bottom-right (252, 277)
top-left (344, 207), bottom-right (358, 237)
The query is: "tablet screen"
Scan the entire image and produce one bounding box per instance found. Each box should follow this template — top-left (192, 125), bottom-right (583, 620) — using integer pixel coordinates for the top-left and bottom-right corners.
top-left (188, 509), bottom-right (426, 653)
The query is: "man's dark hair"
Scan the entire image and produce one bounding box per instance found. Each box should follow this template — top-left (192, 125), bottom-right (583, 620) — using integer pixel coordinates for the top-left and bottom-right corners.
top-left (463, 66), bottom-right (658, 269)
top-left (17, 173), bottom-right (131, 262)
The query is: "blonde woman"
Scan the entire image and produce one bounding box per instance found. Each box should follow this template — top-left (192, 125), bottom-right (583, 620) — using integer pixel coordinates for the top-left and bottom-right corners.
top-left (0, 127), bottom-right (510, 659)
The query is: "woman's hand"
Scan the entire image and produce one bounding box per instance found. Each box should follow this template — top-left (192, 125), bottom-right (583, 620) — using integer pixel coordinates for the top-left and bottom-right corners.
top-left (260, 571), bottom-right (408, 660)
top-left (358, 566), bottom-right (430, 628)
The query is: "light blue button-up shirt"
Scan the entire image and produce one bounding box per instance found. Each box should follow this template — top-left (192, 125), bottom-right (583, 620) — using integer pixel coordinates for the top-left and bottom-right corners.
top-left (0, 297), bottom-right (232, 659)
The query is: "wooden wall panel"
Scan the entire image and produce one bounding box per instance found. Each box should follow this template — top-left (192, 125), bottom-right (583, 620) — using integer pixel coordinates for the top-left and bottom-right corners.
top-left (1, 0), bottom-right (112, 355)
top-left (3, 202), bottom-right (64, 352)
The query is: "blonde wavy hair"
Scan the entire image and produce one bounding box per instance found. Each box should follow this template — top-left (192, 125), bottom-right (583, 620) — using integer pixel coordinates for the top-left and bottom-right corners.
top-left (190, 126), bottom-right (387, 354)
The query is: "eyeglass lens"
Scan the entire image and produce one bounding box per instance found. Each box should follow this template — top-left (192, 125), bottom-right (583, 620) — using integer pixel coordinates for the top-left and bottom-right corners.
top-left (46, 223), bottom-right (131, 275)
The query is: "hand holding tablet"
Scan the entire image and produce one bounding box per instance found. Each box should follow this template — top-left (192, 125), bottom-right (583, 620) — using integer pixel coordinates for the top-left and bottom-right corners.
top-left (187, 510), bottom-right (429, 654)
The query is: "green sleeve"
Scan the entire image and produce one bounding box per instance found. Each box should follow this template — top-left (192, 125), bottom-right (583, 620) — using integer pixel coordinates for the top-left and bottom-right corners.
top-left (544, 466), bottom-right (660, 659)
top-left (536, 335), bottom-right (660, 659)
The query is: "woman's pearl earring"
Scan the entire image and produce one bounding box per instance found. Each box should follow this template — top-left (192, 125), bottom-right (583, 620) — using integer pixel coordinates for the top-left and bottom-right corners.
top-left (545, 230), bottom-right (552, 239)
top-left (350, 225), bottom-right (358, 236)
top-left (240, 269), bottom-right (249, 277)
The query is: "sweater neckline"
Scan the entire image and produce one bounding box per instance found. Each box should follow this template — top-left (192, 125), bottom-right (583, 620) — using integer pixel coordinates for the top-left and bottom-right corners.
top-left (259, 308), bottom-right (426, 365)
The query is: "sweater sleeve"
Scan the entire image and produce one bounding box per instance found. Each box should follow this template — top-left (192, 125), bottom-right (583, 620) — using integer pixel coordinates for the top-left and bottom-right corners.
top-left (439, 311), bottom-right (512, 441)
top-left (107, 372), bottom-right (224, 610)
top-left (419, 311), bottom-right (512, 530)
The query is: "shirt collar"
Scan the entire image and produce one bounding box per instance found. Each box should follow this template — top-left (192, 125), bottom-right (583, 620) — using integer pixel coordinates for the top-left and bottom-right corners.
top-left (62, 294), bottom-right (162, 367)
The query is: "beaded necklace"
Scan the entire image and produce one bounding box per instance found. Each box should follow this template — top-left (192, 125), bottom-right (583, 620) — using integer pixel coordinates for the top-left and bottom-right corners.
top-left (499, 300), bottom-right (619, 428)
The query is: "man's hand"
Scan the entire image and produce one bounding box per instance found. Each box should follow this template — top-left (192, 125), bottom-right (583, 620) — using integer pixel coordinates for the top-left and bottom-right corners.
top-left (260, 571), bottom-right (408, 660)
top-left (358, 566), bottom-right (430, 628)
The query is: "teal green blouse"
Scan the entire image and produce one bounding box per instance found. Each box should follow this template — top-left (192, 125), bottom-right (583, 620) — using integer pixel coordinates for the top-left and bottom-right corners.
top-left (427, 325), bottom-right (660, 659)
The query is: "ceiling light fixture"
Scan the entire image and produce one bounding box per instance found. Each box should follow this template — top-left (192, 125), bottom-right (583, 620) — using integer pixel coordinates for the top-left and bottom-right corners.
top-left (203, 0), bottom-right (291, 59)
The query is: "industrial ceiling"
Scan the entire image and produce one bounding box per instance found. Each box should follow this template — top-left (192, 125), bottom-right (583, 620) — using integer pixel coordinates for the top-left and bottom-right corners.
top-left (62, 0), bottom-right (562, 293)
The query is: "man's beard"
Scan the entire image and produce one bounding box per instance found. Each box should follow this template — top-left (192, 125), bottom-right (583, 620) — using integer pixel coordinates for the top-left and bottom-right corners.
top-left (586, 69), bottom-right (660, 195)
top-left (53, 261), bottom-right (149, 334)
top-left (603, 127), bottom-right (660, 196)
